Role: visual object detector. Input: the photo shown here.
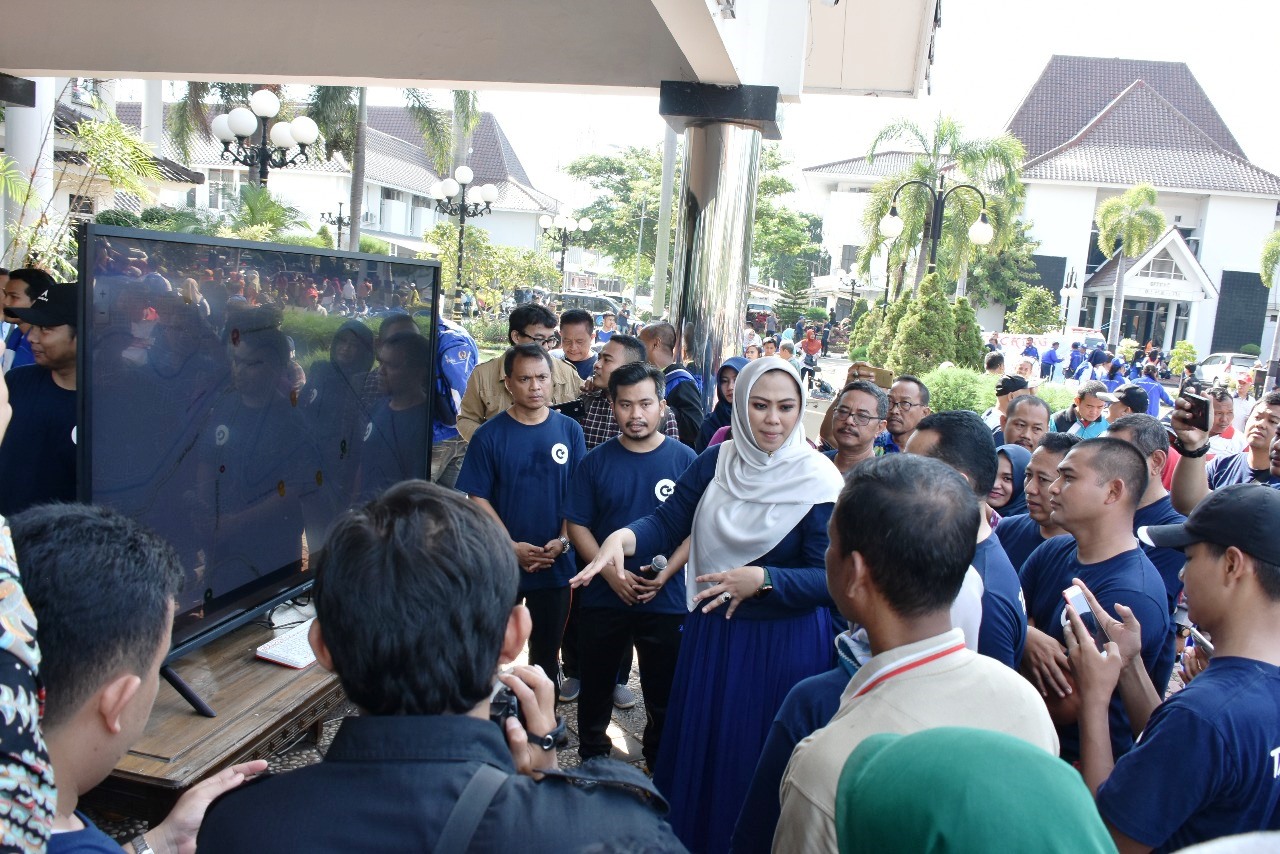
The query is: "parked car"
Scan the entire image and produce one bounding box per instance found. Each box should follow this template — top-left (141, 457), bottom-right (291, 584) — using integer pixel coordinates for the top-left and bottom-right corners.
top-left (1198, 352), bottom-right (1258, 387)
top-left (556, 291), bottom-right (621, 322)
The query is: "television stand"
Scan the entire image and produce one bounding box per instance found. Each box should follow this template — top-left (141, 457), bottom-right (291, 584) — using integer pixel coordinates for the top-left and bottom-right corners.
top-left (161, 664), bottom-right (217, 718)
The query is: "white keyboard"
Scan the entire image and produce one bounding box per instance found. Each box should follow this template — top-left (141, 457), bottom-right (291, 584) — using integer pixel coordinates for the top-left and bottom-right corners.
top-left (255, 618), bottom-right (317, 669)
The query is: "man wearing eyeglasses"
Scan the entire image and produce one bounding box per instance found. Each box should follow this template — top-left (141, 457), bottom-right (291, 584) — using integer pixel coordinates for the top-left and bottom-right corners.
top-left (456, 304), bottom-right (583, 442)
top-left (879, 375), bottom-right (932, 454)
top-left (823, 381), bottom-right (889, 474)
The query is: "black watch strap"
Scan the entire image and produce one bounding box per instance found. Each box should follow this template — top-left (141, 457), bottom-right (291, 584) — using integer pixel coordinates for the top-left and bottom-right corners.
top-left (531, 715), bottom-right (567, 751)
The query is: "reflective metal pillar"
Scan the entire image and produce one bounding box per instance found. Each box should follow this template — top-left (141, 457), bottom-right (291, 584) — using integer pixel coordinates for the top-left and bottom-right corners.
top-left (659, 82), bottom-right (779, 410)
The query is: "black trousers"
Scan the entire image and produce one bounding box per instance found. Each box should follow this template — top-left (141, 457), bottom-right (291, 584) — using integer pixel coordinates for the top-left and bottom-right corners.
top-left (562, 592), bottom-right (633, 683)
top-left (520, 587), bottom-right (571, 684)
top-left (576, 607), bottom-right (684, 767)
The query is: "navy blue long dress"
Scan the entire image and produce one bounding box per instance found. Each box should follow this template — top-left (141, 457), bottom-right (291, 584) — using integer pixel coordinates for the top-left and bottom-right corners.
top-left (628, 445), bottom-right (837, 854)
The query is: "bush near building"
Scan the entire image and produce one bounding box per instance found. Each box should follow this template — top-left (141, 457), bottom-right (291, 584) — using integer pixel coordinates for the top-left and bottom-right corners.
top-left (952, 296), bottom-right (986, 370)
top-left (918, 366), bottom-right (1079, 416)
top-left (889, 273), bottom-right (955, 376)
top-left (1007, 284), bottom-right (1060, 334)
top-left (1169, 340), bottom-right (1198, 375)
top-left (867, 294), bottom-right (909, 367)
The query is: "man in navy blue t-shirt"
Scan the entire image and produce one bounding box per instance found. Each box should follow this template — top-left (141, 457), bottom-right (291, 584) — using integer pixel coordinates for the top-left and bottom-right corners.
top-left (906, 410), bottom-right (1028, 668)
top-left (1069, 485), bottom-right (1280, 853)
top-left (1171, 392), bottom-right (1280, 515)
top-left (1106, 414), bottom-right (1187, 613)
top-left (457, 344), bottom-right (586, 685)
top-left (565, 362), bottom-right (695, 767)
top-left (995, 432), bottom-right (1080, 571)
top-left (1018, 438), bottom-right (1173, 762)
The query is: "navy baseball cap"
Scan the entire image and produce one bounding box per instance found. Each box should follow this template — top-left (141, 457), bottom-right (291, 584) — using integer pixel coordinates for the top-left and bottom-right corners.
top-left (995, 374), bottom-right (1029, 397)
top-left (1098, 383), bottom-right (1149, 413)
top-left (1139, 484), bottom-right (1280, 565)
top-left (4, 282), bottom-right (78, 329)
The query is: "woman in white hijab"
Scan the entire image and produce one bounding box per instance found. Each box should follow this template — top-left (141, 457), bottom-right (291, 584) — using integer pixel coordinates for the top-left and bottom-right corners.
top-left (573, 357), bottom-right (844, 854)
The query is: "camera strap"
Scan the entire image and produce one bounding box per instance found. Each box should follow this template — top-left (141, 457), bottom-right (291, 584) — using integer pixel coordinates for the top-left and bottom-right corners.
top-left (435, 763), bottom-right (506, 853)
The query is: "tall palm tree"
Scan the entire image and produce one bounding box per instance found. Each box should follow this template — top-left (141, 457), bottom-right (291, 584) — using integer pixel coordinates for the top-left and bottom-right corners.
top-left (1095, 184), bottom-right (1166, 348)
top-left (229, 183), bottom-right (307, 238)
top-left (1259, 229), bottom-right (1280, 389)
top-left (860, 116), bottom-right (1025, 291)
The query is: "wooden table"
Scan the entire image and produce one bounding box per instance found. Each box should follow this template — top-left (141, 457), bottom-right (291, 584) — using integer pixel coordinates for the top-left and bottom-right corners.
top-left (83, 621), bottom-right (345, 825)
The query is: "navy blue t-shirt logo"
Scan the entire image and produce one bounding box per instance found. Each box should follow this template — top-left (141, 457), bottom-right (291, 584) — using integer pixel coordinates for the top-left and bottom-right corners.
top-left (551, 442), bottom-right (569, 464)
top-left (654, 479), bottom-right (675, 501)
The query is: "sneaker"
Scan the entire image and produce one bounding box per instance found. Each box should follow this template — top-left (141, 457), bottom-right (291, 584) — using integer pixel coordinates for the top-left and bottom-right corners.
top-left (612, 684), bottom-right (637, 710)
top-left (558, 677), bottom-right (581, 703)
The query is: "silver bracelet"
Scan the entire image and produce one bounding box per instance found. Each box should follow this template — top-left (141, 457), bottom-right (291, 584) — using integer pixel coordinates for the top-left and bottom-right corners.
top-left (132, 834), bottom-right (155, 854)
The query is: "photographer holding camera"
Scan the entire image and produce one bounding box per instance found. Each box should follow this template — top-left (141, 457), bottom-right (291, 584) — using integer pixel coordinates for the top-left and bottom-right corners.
top-left (199, 480), bottom-right (681, 852)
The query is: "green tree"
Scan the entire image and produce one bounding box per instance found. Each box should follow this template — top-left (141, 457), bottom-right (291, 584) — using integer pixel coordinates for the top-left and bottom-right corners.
top-left (889, 273), bottom-right (955, 375)
top-left (963, 218), bottom-right (1040, 307)
top-left (1095, 184), bottom-right (1167, 347)
top-left (1169, 340), bottom-right (1198, 376)
top-left (773, 263), bottom-right (812, 327)
top-left (752, 147), bottom-right (822, 282)
top-left (1007, 285), bottom-right (1060, 334)
top-left (867, 295), bottom-right (910, 368)
top-left (859, 115), bottom-right (1025, 291)
top-left (227, 184), bottom-right (307, 238)
top-left (848, 304), bottom-right (880, 358)
top-left (952, 296), bottom-right (986, 369)
top-left (1260, 230), bottom-right (1280, 380)
top-left (849, 297), bottom-right (869, 329)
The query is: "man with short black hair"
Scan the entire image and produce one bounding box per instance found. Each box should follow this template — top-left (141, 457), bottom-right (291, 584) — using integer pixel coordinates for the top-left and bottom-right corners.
top-left (881, 375), bottom-right (931, 453)
top-left (1018, 438), bottom-right (1173, 762)
top-left (985, 373), bottom-right (1031, 431)
top-left (457, 304), bottom-right (582, 441)
top-left (1067, 342), bottom-right (1086, 378)
top-left (1098, 383), bottom-right (1149, 422)
top-left (638, 322), bottom-right (704, 447)
top-left (557, 308), bottom-right (597, 381)
top-left (1052, 379), bottom-right (1109, 438)
top-left (984, 350), bottom-right (1005, 376)
top-left (1067, 484), bottom-right (1280, 852)
top-left (824, 380), bottom-right (888, 474)
top-left (775, 455), bottom-right (1056, 854)
top-left (908, 410), bottom-right (1028, 669)
top-left (2, 267), bottom-right (55, 372)
top-left (580, 334), bottom-right (679, 450)
top-left (566, 361), bottom-right (695, 768)
top-left (1001, 395), bottom-right (1051, 452)
top-left (200, 481), bottom-right (680, 851)
top-left (457, 344), bottom-right (586, 687)
top-left (0, 283), bottom-right (79, 516)
top-left (994, 433), bottom-right (1081, 570)
top-left (1041, 341), bottom-right (1062, 381)
top-left (1135, 363), bottom-right (1175, 417)
top-left (1170, 391), bottom-right (1280, 514)
top-left (16, 504), bottom-right (264, 854)
top-left (360, 331), bottom-right (433, 497)
top-left (1105, 414), bottom-right (1187, 612)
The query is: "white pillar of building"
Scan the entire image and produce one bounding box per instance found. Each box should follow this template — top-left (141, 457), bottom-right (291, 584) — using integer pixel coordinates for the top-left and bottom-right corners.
top-left (3, 76), bottom-right (55, 267)
top-left (142, 78), bottom-right (164, 150)
top-left (1092, 294), bottom-right (1107, 330)
top-left (1163, 301), bottom-right (1177, 351)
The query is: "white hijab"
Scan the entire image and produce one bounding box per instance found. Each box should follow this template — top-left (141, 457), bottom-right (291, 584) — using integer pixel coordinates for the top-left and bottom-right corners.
top-left (686, 358), bottom-right (845, 609)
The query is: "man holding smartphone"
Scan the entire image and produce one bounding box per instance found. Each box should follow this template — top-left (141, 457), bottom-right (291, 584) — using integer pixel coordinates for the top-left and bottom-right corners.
top-left (1066, 485), bottom-right (1280, 852)
top-left (1170, 391), bottom-right (1280, 514)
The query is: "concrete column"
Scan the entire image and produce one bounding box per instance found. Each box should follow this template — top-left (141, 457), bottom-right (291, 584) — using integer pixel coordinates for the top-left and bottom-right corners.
top-left (651, 124), bottom-right (678, 317)
top-left (659, 82), bottom-right (778, 410)
top-left (1163, 301), bottom-right (1177, 351)
top-left (1092, 294), bottom-right (1107, 331)
top-left (3, 76), bottom-right (55, 267)
top-left (142, 78), bottom-right (164, 150)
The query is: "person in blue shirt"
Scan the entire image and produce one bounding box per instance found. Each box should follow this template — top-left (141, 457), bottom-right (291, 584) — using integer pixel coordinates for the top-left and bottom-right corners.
top-left (1067, 342), bottom-right (1086, 377)
top-left (1170, 391), bottom-right (1280, 514)
top-left (14, 504), bottom-right (265, 854)
top-left (572, 358), bottom-right (843, 854)
top-left (1051, 380), bottom-right (1110, 439)
top-left (457, 343), bottom-right (587, 686)
top-left (565, 362), bottom-right (696, 768)
top-left (1069, 485), bottom-right (1280, 853)
top-left (1040, 341), bottom-right (1063, 381)
top-left (1105, 414), bottom-right (1188, 613)
top-left (1018, 438), bottom-right (1173, 763)
top-left (1133, 364), bottom-right (1174, 417)
top-left (431, 315), bottom-right (480, 489)
top-left (360, 331), bottom-right (432, 498)
top-left (906, 410), bottom-right (1028, 669)
top-left (1020, 336), bottom-right (1040, 361)
top-left (694, 356), bottom-right (748, 453)
top-left (1, 268), bottom-right (54, 373)
top-left (995, 432), bottom-right (1081, 571)
top-left (557, 308), bottom-right (597, 381)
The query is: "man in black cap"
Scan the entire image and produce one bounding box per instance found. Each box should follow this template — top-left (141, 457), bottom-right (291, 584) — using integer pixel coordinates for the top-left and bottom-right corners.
top-left (1098, 383), bottom-right (1149, 423)
top-left (984, 373), bottom-right (1030, 438)
top-left (0, 283), bottom-right (79, 516)
top-left (1067, 484), bottom-right (1280, 852)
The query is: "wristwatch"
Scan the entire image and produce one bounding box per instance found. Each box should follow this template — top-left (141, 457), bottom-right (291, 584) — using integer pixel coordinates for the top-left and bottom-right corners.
top-left (755, 566), bottom-right (774, 598)
top-left (558, 535), bottom-right (572, 554)
top-left (530, 715), bottom-right (567, 751)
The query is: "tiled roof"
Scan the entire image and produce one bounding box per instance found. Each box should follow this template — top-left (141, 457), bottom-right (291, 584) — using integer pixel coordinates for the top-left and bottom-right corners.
top-left (1082, 228), bottom-right (1216, 294)
top-left (1007, 55), bottom-right (1245, 160)
top-left (802, 151), bottom-right (923, 179)
top-left (363, 127), bottom-right (441, 193)
top-left (1020, 81), bottom-right (1280, 196)
top-left (52, 102), bottom-right (205, 184)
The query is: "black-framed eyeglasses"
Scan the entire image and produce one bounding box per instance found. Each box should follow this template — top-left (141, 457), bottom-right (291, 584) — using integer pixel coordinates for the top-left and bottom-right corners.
top-left (515, 330), bottom-right (559, 349)
top-left (832, 407), bottom-right (878, 426)
top-left (887, 399), bottom-right (923, 412)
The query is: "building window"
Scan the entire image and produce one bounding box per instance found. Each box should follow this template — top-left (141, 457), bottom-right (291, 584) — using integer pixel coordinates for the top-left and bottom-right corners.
top-left (68, 194), bottom-right (95, 221)
top-left (382, 187), bottom-right (404, 202)
top-left (207, 168), bottom-right (238, 210)
top-left (412, 195), bottom-right (430, 209)
top-left (1136, 249), bottom-right (1185, 280)
top-left (840, 245), bottom-right (859, 273)
top-left (70, 78), bottom-right (98, 105)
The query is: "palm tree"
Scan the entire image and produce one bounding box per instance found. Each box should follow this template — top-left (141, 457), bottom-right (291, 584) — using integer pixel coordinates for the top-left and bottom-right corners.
top-left (1095, 184), bottom-right (1166, 348)
top-left (859, 115), bottom-right (1025, 292)
top-left (228, 183), bottom-right (306, 238)
top-left (1259, 230), bottom-right (1280, 390)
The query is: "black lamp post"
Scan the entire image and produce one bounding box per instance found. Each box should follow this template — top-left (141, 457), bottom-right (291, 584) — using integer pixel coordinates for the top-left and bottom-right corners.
top-left (430, 166), bottom-right (498, 321)
top-left (320, 202), bottom-right (351, 250)
top-left (540, 213), bottom-right (593, 276)
top-left (210, 89), bottom-right (319, 186)
top-left (877, 175), bottom-right (994, 313)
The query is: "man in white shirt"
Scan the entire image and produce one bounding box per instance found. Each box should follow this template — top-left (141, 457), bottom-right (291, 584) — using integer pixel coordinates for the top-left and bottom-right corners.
top-left (775, 454), bottom-right (1057, 854)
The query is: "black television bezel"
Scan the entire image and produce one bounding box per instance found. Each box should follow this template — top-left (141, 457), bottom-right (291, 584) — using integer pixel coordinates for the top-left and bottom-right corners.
top-left (76, 223), bottom-right (442, 663)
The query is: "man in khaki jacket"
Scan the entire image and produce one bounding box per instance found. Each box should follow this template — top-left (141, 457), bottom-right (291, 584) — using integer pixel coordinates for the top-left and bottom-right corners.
top-left (457, 303), bottom-right (583, 441)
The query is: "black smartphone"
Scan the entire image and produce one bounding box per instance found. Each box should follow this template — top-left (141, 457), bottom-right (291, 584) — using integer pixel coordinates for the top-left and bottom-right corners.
top-left (1182, 392), bottom-right (1211, 433)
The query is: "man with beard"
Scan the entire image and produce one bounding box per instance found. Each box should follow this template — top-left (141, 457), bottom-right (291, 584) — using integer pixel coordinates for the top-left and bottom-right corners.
top-left (565, 362), bottom-right (696, 768)
top-left (580, 334), bottom-right (680, 451)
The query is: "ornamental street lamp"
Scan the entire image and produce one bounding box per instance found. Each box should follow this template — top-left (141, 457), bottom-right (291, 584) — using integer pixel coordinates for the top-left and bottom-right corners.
top-left (877, 175), bottom-right (994, 313)
top-left (320, 202), bottom-right (351, 250)
top-left (430, 166), bottom-right (499, 321)
top-left (539, 213), bottom-right (593, 275)
top-left (1061, 269), bottom-right (1082, 327)
top-left (210, 89), bottom-right (320, 186)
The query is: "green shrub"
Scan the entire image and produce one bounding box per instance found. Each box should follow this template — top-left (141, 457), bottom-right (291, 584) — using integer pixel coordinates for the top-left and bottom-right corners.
top-left (1240, 343), bottom-right (1261, 356)
top-left (867, 296), bottom-right (909, 367)
top-left (139, 207), bottom-right (170, 225)
top-left (952, 296), bottom-right (986, 370)
top-left (889, 273), bottom-right (955, 376)
top-left (1169, 340), bottom-right (1198, 375)
top-left (94, 209), bottom-right (142, 228)
top-left (280, 309), bottom-right (360, 364)
top-left (359, 236), bottom-right (392, 255)
top-left (918, 367), bottom-right (997, 414)
top-left (464, 316), bottom-right (508, 346)
top-left (1032, 382), bottom-right (1077, 414)
top-left (640, 310), bottom-right (653, 323)
top-left (848, 344), bottom-right (869, 362)
top-left (275, 232), bottom-right (331, 249)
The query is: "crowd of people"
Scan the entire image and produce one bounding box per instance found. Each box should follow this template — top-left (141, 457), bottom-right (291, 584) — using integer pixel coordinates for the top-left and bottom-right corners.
top-left (2, 264), bottom-right (1279, 853)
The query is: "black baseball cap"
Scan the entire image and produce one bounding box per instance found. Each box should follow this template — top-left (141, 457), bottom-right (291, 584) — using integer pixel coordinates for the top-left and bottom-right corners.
top-left (1098, 383), bottom-right (1149, 413)
top-left (995, 374), bottom-right (1030, 397)
top-left (4, 282), bottom-right (78, 329)
top-left (1139, 484), bottom-right (1280, 565)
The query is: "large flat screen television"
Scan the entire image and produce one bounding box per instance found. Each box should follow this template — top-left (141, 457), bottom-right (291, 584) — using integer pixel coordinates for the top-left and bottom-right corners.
top-left (77, 224), bottom-right (441, 667)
